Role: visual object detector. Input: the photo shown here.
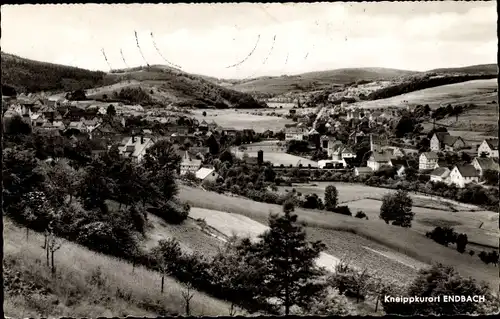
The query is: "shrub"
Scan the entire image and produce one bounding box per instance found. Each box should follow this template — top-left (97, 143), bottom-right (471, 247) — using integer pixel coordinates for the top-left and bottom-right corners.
top-left (334, 206), bottom-right (352, 216)
top-left (149, 200), bottom-right (190, 224)
top-left (355, 211), bottom-right (367, 219)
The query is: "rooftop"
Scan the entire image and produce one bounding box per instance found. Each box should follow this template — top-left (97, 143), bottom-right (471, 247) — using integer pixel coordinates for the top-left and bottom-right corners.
top-left (455, 165), bottom-right (479, 178)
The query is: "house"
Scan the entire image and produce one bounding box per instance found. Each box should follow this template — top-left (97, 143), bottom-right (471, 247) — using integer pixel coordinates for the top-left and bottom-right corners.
top-left (381, 146), bottom-right (405, 158)
top-left (207, 121), bottom-right (218, 131)
top-left (320, 135), bottom-right (335, 150)
top-left (118, 135), bottom-right (155, 163)
top-left (367, 151), bottom-right (392, 171)
top-left (429, 167), bottom-right (451, 184)
top-left (354, 167), bottom-right (373, 176)
top-left (199, 120), bottom-right (209, 131)
top-left (51, 121), bottom-right (66, 130)
top-left (285, 127), bottom-right (308, 141)
top-left (91, 121), bottom-right (123, 142)
top-left (390, 159), bottom-right (409, 177)
top-left (433, 160), bottom-right (449, 169)
top-left (477, 139), bottom-right (499, 158)
top-left (419, 152), bottom-right (439, 170)
top-left (180, 150), bottom-right (202, 175)
top-left (67, 121), bottom-right (86, 132)
top-left (329, 143), bottom-right (356, 164)
top-left (222, 127), bottom-right (238, 136)
top-left (430, 132), bottom-right (466, 152)
top-left (449, 165), bottom-right (479, 188)
top-left (82, 118), bottom-right (100, 133)
top-left (195, 167), bottom-right (219, 183)
top-left (472, 157), bottom-right (500, 176)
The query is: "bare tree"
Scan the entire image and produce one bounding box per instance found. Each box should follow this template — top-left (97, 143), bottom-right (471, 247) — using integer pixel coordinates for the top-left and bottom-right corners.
top-left (181, 282), bottom-right (195, 316)
top-left (47, 230), bottom-right (63, 275)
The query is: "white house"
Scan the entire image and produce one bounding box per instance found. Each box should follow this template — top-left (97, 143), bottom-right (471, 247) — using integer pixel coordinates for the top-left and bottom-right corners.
top-left (367, 151), bottom-right (392, 171)
top-left (472, 157), bottom-right (500, 176)
top-left (390, 159), bottom-right (409, 177)
top-left (180, 151), bottom-right (202, 175)
top-left (430, 132), bottom-right (466, 152)
top-left (419, 152), bottom-right (439, 170)
top-left (429, 167), bottom-right (451, 184)
top-left (118, 136), bottom-right (155, 163)
top-left (477, 139), bottom-right (499, 158)
top-left (195, 167), bottom-right (219, 183)
top-left (285, 127), bottom-right (308, 141)
top-left (449, 165), bottom-right (479, 188)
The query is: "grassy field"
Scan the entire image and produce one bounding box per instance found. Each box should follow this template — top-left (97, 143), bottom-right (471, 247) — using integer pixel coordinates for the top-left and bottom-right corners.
top-left (345, 199), bottom-right (499, 248)
top-left (177, 185), bottom-right (498, 290)
top-left (351, 79), bottom-right (497, 109)
top-left (232, 144), bottom-right (318, 167)
top-left (190, 109), bottom-right (293, 133)
top-left (142, 213), bottom-right (224, 257)
top-left (3, 218), bottom-right (235, 318)
top-left (276, 182), bottom-right (498, 248)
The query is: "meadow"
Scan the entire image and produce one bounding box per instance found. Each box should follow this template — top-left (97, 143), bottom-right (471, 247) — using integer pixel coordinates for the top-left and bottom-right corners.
top-left (177, 185), bottom-right (498, 289)
top-left (351, 79), bottom-right (497, 109)
top-left (276, 182), bottom-right (498, 248)
top-left (232, 141), bottom-right (319, 167)
top-left (190, 109), bottom-right (294, 133)
top-left (3, 217), bottom-right (235, 318)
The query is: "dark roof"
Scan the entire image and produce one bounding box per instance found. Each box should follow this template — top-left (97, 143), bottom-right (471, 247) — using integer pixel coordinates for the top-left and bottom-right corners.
top-left (371, 151), bottom-right (392, 162)
top-left (474, 157), bottom-right (499, 171)
top-left (434, 132), bottom-right (450, 142)
top-left (443, 135), bottom-right (463, 146)
top-left (430, 167), bottom-right (450, 177)
top-left (390, 159), bottom-right (408, 168)
top-left (485, 138), bottom-right (499, 150)
top-left (455, 165), bottom-right (479, 177)
top-left (422, 151), bottom-right (439, 159)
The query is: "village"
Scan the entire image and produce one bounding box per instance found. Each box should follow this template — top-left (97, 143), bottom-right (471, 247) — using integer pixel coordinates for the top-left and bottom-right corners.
top-left (2, 91), bottom-right (498, 192)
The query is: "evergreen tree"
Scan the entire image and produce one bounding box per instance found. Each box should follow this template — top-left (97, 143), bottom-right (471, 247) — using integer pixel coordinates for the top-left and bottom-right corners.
top-left (253, 205), bottom-right (327, 315)
top-left (324, 185), bottom-right (338, 211)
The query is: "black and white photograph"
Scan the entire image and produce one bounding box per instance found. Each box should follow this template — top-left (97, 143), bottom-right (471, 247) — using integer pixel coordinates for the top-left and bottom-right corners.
top-left (1, 1), bottom-right (499, 317)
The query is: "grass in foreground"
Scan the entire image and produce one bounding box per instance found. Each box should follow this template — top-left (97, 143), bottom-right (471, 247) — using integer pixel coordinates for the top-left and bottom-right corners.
top-left (3, 217), bottom-right (237, 318)
top-left (178, 185), bottom-right (498, 290)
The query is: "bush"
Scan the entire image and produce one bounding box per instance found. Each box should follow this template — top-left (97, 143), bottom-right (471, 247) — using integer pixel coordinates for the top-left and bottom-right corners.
top-left (355, 211), bottom-right (367, 219)
top-left (149, 200), bottom-right (190, 224)
top-left (334, 206), bottom-right (352, 216)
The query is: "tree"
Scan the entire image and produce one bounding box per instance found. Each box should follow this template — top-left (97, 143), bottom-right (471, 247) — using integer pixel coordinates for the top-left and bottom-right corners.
top-left (379, 190), bottom-right (414, 227)
top-left (78, 158), bottom-right (116, 211)
top-left (48, 229), bottom-right (64, 275)
top-left (151, 238), bottom-right (183, 294)
top-left (5, 115), bottom-right (32, 135)
top-left (383, 263), bottom-right (495, 315)
top-left (456, 233), bottom-right (468, 253)
top-left (483, 169), bottom-right (499, 186)
top-left (206, 134), bottom-right (220, 155)
top-left (252, 207), bottom-right (327, 315)
top-left (106, 104), bottom-right (116, 116)
top-left (181, 282), bottom-right (195, 316)
top-left (324, 185), bottom-right (338, 211)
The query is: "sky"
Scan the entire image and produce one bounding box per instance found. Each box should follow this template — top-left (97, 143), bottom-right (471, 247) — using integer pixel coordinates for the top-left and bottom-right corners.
top-left (1, 2), bottom-right (497, 79)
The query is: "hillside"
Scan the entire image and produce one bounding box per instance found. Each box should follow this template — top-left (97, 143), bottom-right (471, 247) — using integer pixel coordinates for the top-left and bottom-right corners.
top-left (224, 67), bottom-right (418, 96)
top-left (428, 64), bottom-right (497, 74)
top-left (3, 217), bottom-right (235, 318)
top-left (1, 52), bottom-right (266, 109)
top-left (1, 52), bottom-right (108, 93)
